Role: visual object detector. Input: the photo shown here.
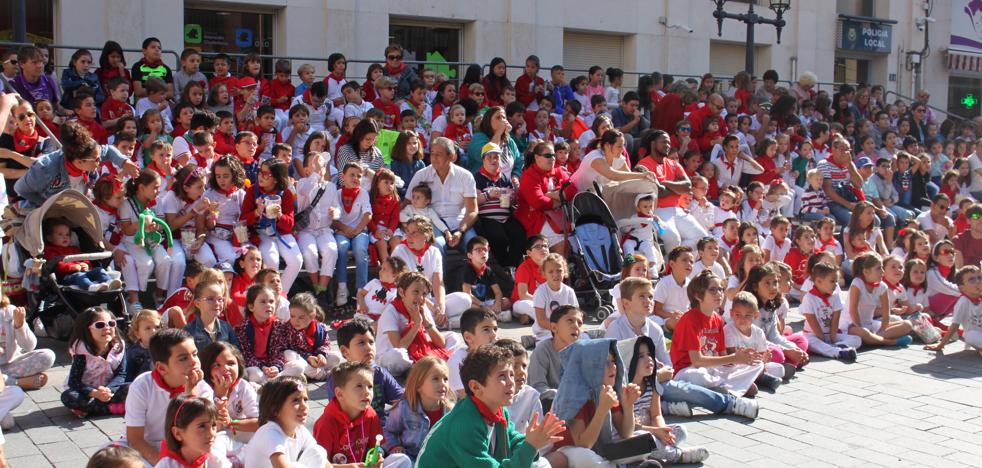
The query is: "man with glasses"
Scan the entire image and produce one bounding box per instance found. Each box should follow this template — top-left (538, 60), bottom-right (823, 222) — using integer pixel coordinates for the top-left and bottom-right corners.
top-left (915, 194), bottom-right (955, 245)
top-left (406, 137), bottom-right (479, 255)
top-left (382, 43), bottom-right (419, 100)
top-left (954, 204), bottom-right (982, 269)
top-left (687, 93), bottom-right (727, 153)
top-left (817, 136), bottom-right (864, 226)
top-left (0, 50), bottom-right (17, 82)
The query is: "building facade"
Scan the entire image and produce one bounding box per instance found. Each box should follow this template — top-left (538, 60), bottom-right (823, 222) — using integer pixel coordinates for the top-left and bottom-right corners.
top-left (4, 0), bottom-right (980, 119)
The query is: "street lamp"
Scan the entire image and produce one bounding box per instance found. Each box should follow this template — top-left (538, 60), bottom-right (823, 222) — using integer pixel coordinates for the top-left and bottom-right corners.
top-left (712, 0), bottom-right (791, 74)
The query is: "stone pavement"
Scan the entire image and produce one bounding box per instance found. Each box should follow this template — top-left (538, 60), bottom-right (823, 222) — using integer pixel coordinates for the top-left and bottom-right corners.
top-left (5, 313), bottom-right (982, 467)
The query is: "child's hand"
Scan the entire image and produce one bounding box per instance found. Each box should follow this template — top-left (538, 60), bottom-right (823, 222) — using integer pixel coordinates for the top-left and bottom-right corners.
top-left (185, 367), bottom-right (204, 393)
top-left (656, 367), bottom-right (674, 382)
top-left (524, 412), bottom-right (566, 450)
top-left (622, 383), bottom-right (641, 406)
top-left (598, 384), bottom-right (618, 411)
top-left (263, 367), bottom-right (280, 378)
top-left (12, 307), bottom-right (25, 329)
top-left (734, 348), bottom-right (755, 365)
top-left (215, 398), bottom-right (231, 428)
top-left (649, 426), bottom-right (677, 445)
top-left (91, 386), bottom-right (113, 402)
top-left (784, 348), bottom-right (807, 364)
top-left (212, 369), bottom-right (233, 398)
top-left (924, 341), bottom-right (946, 351)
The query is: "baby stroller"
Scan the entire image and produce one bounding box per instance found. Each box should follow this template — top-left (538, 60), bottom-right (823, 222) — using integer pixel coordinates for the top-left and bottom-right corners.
top-left (11, 190), bottom-right (127, 340)
top-left (602, 179), bottom-right (666, 275)
top-left (560, 183), bottom-right (623, 323)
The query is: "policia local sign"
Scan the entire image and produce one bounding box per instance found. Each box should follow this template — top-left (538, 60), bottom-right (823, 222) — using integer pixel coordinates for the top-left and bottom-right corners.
top-left (840, 19), bottom-right (892, 54)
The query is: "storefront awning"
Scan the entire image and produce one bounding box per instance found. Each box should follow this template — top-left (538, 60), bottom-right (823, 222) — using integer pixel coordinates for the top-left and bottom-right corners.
top-left (947, 49), bottom-right (982, 74)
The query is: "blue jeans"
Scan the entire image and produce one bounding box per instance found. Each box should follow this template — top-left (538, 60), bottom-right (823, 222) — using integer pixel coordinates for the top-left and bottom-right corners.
top-left (433, 227), bottom-right (478, 255)
top-left (334, 231), bottom-right (370, 288)
top-left (661, 379), bottom-right (732, 414)
top-left (799, 212), bottom-right (828, 222)
top-left (828, 202), bottom-right (854, 226)
top-left (62, 267), bottom-right (112, 289)
top-left (877, 210), bottom-right (896, 229)
top-left (886, 204), bottom-right (916, 226)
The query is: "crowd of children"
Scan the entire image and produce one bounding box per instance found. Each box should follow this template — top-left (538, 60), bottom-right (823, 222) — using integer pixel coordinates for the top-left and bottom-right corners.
top-left (0, 37), bottom-right (980, 467)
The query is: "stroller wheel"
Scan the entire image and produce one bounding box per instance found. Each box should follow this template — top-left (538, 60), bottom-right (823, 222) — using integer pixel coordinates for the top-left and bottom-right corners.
top-left (595, 306), bottom-right (611, 322)
top-left (51, 313), bottom-right (75, 341)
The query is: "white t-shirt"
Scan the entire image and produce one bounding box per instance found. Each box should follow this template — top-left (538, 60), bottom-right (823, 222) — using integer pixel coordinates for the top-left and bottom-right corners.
top-left (336, 187), bottom-right (372, 228)
top-left (723, 322), bottom-right (769, 352)
top-left (295, 175), bottom-right (339, 233)
top-left (171, 134), bottom-right (193, 160)
top-left (203, 188), bottom-right (245, 227)
top-left (532, 283), bottom-right (578, 338)
top-left (122, 371), bottom-right (214, 449)
top-left (506, 385), bottom-right (542, 433)
top-left (160, 191), bottom-right (205, 231)
top-left (952, 296), bottom-right (982, 334)
top-left (762, 235), bottom-right (792, 263)
top-left (155, 453), bottom-right (230, 468)
top-left (447, 346), bottom-right (469, 393)
top-left (652, 275), bottom-right (690, 316)
top-left (800, 290), bottom-right (845, 335)
top-left (243, 422), bottom-right (324, 468)
top-left (845, 279), bottom-right (887, 329)
top-left (915, 211), bottom-right (952, 241)
top-left (359, 278), bottom-right (397, 320)
top-left (376, 303), bottom-right (437, 357)
top-left (570, 150), bottom-right (628, 192)
top-left (689, 260), bottom-right (725, 281)
top-left (713, 154), bottom-right (763, 189)
top-left (406, 165), bottom-right (477, 231)
top-left (391, 243), bottom-right (443, 278)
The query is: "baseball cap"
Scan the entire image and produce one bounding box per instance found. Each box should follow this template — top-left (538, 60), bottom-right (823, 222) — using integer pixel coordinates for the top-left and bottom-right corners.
top-left (856, 157), bottom-right (873, 168)
top-left (481, 142), bottom-right (503, 158)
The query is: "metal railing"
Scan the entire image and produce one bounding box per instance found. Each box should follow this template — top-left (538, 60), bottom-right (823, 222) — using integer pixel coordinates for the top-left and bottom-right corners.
top-left (0, 41), bottom-right (181, 70)
top-left (884, 90), bottom-right (968, 123)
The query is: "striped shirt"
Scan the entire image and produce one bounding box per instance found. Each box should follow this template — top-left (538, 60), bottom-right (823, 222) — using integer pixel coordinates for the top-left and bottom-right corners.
top-left (800, 187), bottom-right (828, 214)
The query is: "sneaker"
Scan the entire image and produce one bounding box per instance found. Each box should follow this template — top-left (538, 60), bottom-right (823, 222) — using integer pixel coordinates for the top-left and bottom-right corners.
top-left (728, 397), bottom-right (759, 419)
top-left (496, 310), bottom-right (513, 323)
top-left (782, 363), bottom-right (797, 381)
top-left (758, 373), bottom-right (782, 390)
top-left (838, 347), bottom-right (858, 362)
top-left (675, 446), bottom-right (710, 464)
top-left (108, 402), bottom-right (125, 416)
top-left (70, 409), bottom-right (87, 419)
top-left (664, 401), bottom-right (693, 417)
top-left (0, 413), bottom-right (13, 430)
top-left (335, 284), bottom-right (349, 306)
top-left (894, 335), bottom-right (913, 347)
top-left (520, 335), bottom-right (537, 349)
top-left (88, 283), bottom-right (108, 292)
top-left (107, 279), bottom-right (123, 290)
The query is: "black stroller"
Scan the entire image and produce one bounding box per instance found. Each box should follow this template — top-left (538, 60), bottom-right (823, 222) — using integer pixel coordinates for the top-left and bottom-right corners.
top-left (11, 190), bottom-right (128, 340)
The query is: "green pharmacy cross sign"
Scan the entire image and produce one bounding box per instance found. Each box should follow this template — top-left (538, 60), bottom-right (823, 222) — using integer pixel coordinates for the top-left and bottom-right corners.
top-left (962, 94), bottom-right (978, 110)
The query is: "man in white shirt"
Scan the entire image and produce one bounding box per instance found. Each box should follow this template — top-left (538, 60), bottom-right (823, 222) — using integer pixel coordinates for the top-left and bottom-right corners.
top-left (406, 137), bottom-right (479, 253)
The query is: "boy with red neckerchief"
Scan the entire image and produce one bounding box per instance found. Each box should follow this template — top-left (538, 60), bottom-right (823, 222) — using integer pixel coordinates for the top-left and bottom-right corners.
top-left (121, 329), bottom-right (211, 466)
top-left (800, 263), bottom-right (860, 362)
top-left (461, 237), bottom-right (510, 322)
top-left (376, 272), bottom-right (452, 376)
top-left (372, 76), bottom-right (401, 130)
top-left (926, 265), bottom-right (982, 352)
top-left (416, 344), bottom-right (565, 467)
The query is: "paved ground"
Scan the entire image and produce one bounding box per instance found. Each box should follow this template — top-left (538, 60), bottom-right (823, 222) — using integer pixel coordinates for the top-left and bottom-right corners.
top-left (5, 311), bottom-right (982, 467)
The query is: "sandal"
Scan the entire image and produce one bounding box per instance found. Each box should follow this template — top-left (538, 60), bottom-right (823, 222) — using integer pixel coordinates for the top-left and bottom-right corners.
top-left (17, 373), bottom-right (48, 390)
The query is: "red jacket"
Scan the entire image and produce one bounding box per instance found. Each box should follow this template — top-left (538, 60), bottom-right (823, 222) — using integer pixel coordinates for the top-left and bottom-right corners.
top-left (515, 164), bottom-right (576, 236)
top-left (313, 398), bottom-right (383, 464)
top-left (262, 78), bottom-right (296, 111)
top-left (515, 74), bottom-right (545, 107)
top-left (687, 106), bottom-right (727, 152)
top-left (42, 244), bottom-right (87, 278)
top-left (76, 118), bottom-right (109, 145)
top-left (651, 93), bottom-right (683, 134)
top-left (240, 187), bottom-right (296, 239)
top-left (100, 98), bottom-right (133, 122)
top-left (214, 131), bottom-right (235, 156)
top-left (369, 194), bottom-right (400, 236)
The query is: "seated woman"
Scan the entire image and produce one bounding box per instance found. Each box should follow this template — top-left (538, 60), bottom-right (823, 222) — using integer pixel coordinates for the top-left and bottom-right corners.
top-left (569, 129), bottom-right (656, 193)
top-left (0, 96), bottom-right (55, 201)
top-left (514, 140), bottom-right (576, 254)
top-left (473, 142), bottom-right (527, 268)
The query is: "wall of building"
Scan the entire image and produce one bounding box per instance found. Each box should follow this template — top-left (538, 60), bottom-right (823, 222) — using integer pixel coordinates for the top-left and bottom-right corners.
top-left (45, 0), bottom-right (957, 113)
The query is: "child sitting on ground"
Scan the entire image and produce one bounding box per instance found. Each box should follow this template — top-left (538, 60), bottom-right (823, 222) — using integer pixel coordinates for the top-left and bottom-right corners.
top-left (125, 309), bottom-right (160, 382)
top-left (449, 308), bottom-right (499, 399)
top-left (234, 284), bottom-right (296, 384)
top-left (415, 344), bottom-right (565, 467)
top-left (43, 219), bottom-right (120, 292)
top-left (199, 341), bottom-right (259, 449)
top-left (155, 395), bottom-right (227, 468)
top-left (356, 257), bottom-right (408, 323)
top-left (800, 263), bottom-right (861, 362)
top-left (61, 307), bottom-right (128, 418)
top-left (243, 376), bottom-right (328, 467)
top-left (326, 319), bottom-right (404, 424)
top-left (762, 216), bottom-right (792, 263)
top-left (182, 278), bottom-right (240, 351)
top-left (458, 237), bottom-right (511, 323)
top-left (382, 357), bottom-right (454, 462)
top-left (926, 266), bottom-right (982, 352)
top-left (496, 339), bottom-right (543, 433)
top-left (528, 305), bottom-right (584, 405)
top-left (725, 292), bottom-right (785, 390)
top-left (282, 293), bottom-right (342, 381)
top-left (376, 272), bottom-right (455, 376)
top-left (652, 246), bottom-right (695, 333)
top-left (845, 253), bottom-right (915, 348)
top-left (313, 362), bottom-right (413, 467)
top-left (689, 237), bottom-right (728, 280)
top-left (747, 264), bottom-right (809, 370)
top-left (532, 254), bottom-right (579, 342)
top-left (511, 236), bottom-right (549, 325)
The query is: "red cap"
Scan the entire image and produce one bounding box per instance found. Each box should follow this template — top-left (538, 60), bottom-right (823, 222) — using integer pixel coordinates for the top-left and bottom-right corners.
top-left (237, 77), bottom-right (258, 88)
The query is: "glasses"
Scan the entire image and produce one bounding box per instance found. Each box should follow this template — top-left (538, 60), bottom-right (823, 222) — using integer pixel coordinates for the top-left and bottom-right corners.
top-left (473, 92), bottom-right (485, 96)
top-left (199, 296), bottom-right (226, 304)
top-left (937, 205), bottom-right (950, 211)
top-left (969, 212), bottom-right (982, 220)
top-left (15, 111), bottom-right (35, 121)
top-left (89, 320), bottom-right (117, 330)
top-left (537, 152), bottom-right (556, 158)
top-left (707, 287), bottom-right (725, 294)
top-left (259, 169), bottom-right (272, 177)
top-left (678, 127), bottom-right (692, 132)
top-left (387, 55), bottom-right (403, 61)
top-left (940, 248), bottom-right (955, 256)
top-left (531, 244), bottom-right (549, 250)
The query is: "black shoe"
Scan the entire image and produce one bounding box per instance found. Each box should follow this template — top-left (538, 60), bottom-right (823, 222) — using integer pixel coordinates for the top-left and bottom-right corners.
top-left (837, 347), bottom-right (858, 362)
top-left (758, 373), bottom-right (782, 390)
top-left (782, 362), bottom-right (797, 381)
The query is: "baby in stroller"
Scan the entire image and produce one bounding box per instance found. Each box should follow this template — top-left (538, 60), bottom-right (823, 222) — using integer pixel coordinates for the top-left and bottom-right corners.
top-left (42, 218), bottom-right (122, 292)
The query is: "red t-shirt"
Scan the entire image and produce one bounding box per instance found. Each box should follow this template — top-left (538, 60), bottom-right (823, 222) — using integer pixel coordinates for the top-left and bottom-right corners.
top-left (637, 156), bottom-right (685, 208)
top-left (511, 257), bottom-right (545, 302)
top-left (76, 118), bottom-right (109, 144)
top-left (954, 230), bottom-right (982, 271)
top-left (100, 98), bottom-right (133, 122)
top-left (262, 78), bottom-right (296, 111)
top-left (669, 308), bottom-right (726, 375)
top-left (782, 247), bottom-right (810, 286)
top-left (553, 400), bottom-right (622, 449)
top-left (372, 99), bottom-right (401, 130)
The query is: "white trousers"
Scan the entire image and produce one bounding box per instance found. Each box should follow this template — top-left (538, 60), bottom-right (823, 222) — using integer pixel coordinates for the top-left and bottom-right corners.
top-left (805, 332), bottom-right (863, 358)
top-left (674, 362), bottom-right (763, 396)
top-left (206, 236), bottom-right (238, 265)
top-left (282, 349), bottom-right (342, 381)
top-left (257, 234), bottom-right (303, 293)
top-left (296, 228), bottom-right (339, 278)
top-left (656, 207), bottom-right (710, 251)
top-left (120, 241), bottom-right (174, 292)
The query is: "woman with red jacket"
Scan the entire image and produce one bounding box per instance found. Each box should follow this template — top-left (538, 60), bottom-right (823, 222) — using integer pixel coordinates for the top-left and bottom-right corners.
top-left (240, 158), bottom-right (303, 294)
top-left (515, 141), bottom-right (578, 255)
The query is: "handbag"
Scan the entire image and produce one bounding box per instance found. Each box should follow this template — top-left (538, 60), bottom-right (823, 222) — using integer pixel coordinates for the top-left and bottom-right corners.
top-left (600, 432), bottom-right (659, 464)
top-left (294, 185), bottom-right (327, 232)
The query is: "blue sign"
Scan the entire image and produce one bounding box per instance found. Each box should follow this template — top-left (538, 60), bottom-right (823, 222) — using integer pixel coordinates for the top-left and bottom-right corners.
top-left (840, 20), bottom-right (891, 54)
top-left (234, 28), bottom-right (254, 47)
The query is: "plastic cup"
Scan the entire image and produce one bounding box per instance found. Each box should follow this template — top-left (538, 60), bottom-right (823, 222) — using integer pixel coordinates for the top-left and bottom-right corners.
top-left (264, 195), bottom-right (281, 218)
top-left (233, 222), bottom-right (249, 243)
top-left (181, 230), bottom-right (196, 249)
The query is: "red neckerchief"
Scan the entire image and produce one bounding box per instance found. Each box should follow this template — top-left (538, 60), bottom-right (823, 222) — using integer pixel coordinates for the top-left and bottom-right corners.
top-left (747, 199), bottom-right (760, 210)
top-left (470, 260), bottom-right (488, 277)
top-left (863, 280), bottom-right (881, 289)
top-left (722, 156), bottom-right (736, 173)
top-left (937, 265), bottom-right (952, 279)
top-left (853, 243), bottom-right (871, 253)
top-left (13, 128), bottom-right (39, 153)
top-left (237, 151), bottom-right (255, 165)
top-left (721, 236), bottom-right (738, 248)
top-left (470, 396), bottom-right (506, 425)
top-left (808, 288), bottom-right (832, 307)
top-left (147, 161), bottom-right (171, 179)
top-left (329, 72), bottom-right (345, 82)
top-left (392, 298), bottom-right (451, 361)
top-left (637, 211), bottom-right (653, 218)
top-left (218, 184), bottom-right (238, 196)
top-left (819, 236), bottom-right (837, 251)
top-left (64, 157), bottom-right (89, 182)
top-left (250, 315), bottom-right (274, 360)
top-left (908, 283), bottom-right (926, 296)
top-left (402, 240), bottom-right (430, 266)
top-left (304, 320), bottom-right (318, 349)
top-left (381, 280), bottom-right (396, 289)
top-left (828, 156), bottom-right (849, 171)
top-left (93, 199), bottom-right (118, 217)
top-left (341, 186), bottom-right (360, 213)
top-left (883, 280), bottom-right (903, 292)
top-left (158, 441), bottom-right (208, 468)
top-left (964, 294), bottom-right (982, 306)
top-left (151, 369), bottom-right (186, 398)
top-left (385, 62), bottom-right (406, 76)
top-left (479, 167), bottom-right (501, 182)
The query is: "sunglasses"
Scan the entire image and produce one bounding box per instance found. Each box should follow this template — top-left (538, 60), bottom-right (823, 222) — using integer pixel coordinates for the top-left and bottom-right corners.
top-left (16, 111), bottom-right (36, 121)
top-left (89, 320), bottom-right (117, 330)
top-left (2, 59), bottom-right (15, 65)
top-left (970, 212), bottom-right (982, 220)
top-left (473, 92), bottom-right (485, 96)
top-left (387, 55), bottom-right (403, 61)
top-left (537, 152), bottom-right (556, 158)
top-left (678, 127), bottom-right (692, 132)
top-left (940, 248), bottom-right (955, 256)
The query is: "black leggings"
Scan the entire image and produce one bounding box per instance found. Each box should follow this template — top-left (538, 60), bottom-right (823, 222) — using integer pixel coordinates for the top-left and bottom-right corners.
top-left (476, 217), bottom-right (528, 268)
top-left (61, 385), bottom-right (128, 416)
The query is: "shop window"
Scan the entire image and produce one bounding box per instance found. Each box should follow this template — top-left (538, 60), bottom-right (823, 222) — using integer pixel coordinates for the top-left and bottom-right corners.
top-left (184, 8), bottom-right (274, 77)
top-left (389, 22), bottom-right (461, 79)
top-left (948, 76), bottom-right (982, 119)
top-left (0, 0), bottom-right (54, 43)
top-left (834, 57), bottom-right (870, 85)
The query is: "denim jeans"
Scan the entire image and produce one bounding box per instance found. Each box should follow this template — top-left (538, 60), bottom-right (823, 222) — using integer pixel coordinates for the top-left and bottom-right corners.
top-left (62, 267), bottom-right (112, 289)
top-left (661, 379), bottom-right (731, 414)
top-left (432, 227), bottom-right (478, 255)
top-left (799, 212), bottom-right (828, 223)
top-left (886, 204), bottom-right (916, 227)
top-left (828, 202), bottom-right (854, 226)
top-left (334, 231), bottom-right (370, 288)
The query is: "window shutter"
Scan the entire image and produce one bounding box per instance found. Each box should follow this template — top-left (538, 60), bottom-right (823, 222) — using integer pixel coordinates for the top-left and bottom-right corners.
top-left (563, 32), bottom-right (624, 75)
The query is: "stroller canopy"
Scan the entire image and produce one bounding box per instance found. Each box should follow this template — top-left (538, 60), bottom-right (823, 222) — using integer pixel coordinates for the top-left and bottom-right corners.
top-left (13, 190), bottom-right (105, 257)
top-left (600, 179), bottom-right (661, 221)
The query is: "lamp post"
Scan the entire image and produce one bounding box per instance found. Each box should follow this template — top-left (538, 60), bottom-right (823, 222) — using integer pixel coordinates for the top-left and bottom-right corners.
top-left (712, 0), bottom-right (791, 75)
